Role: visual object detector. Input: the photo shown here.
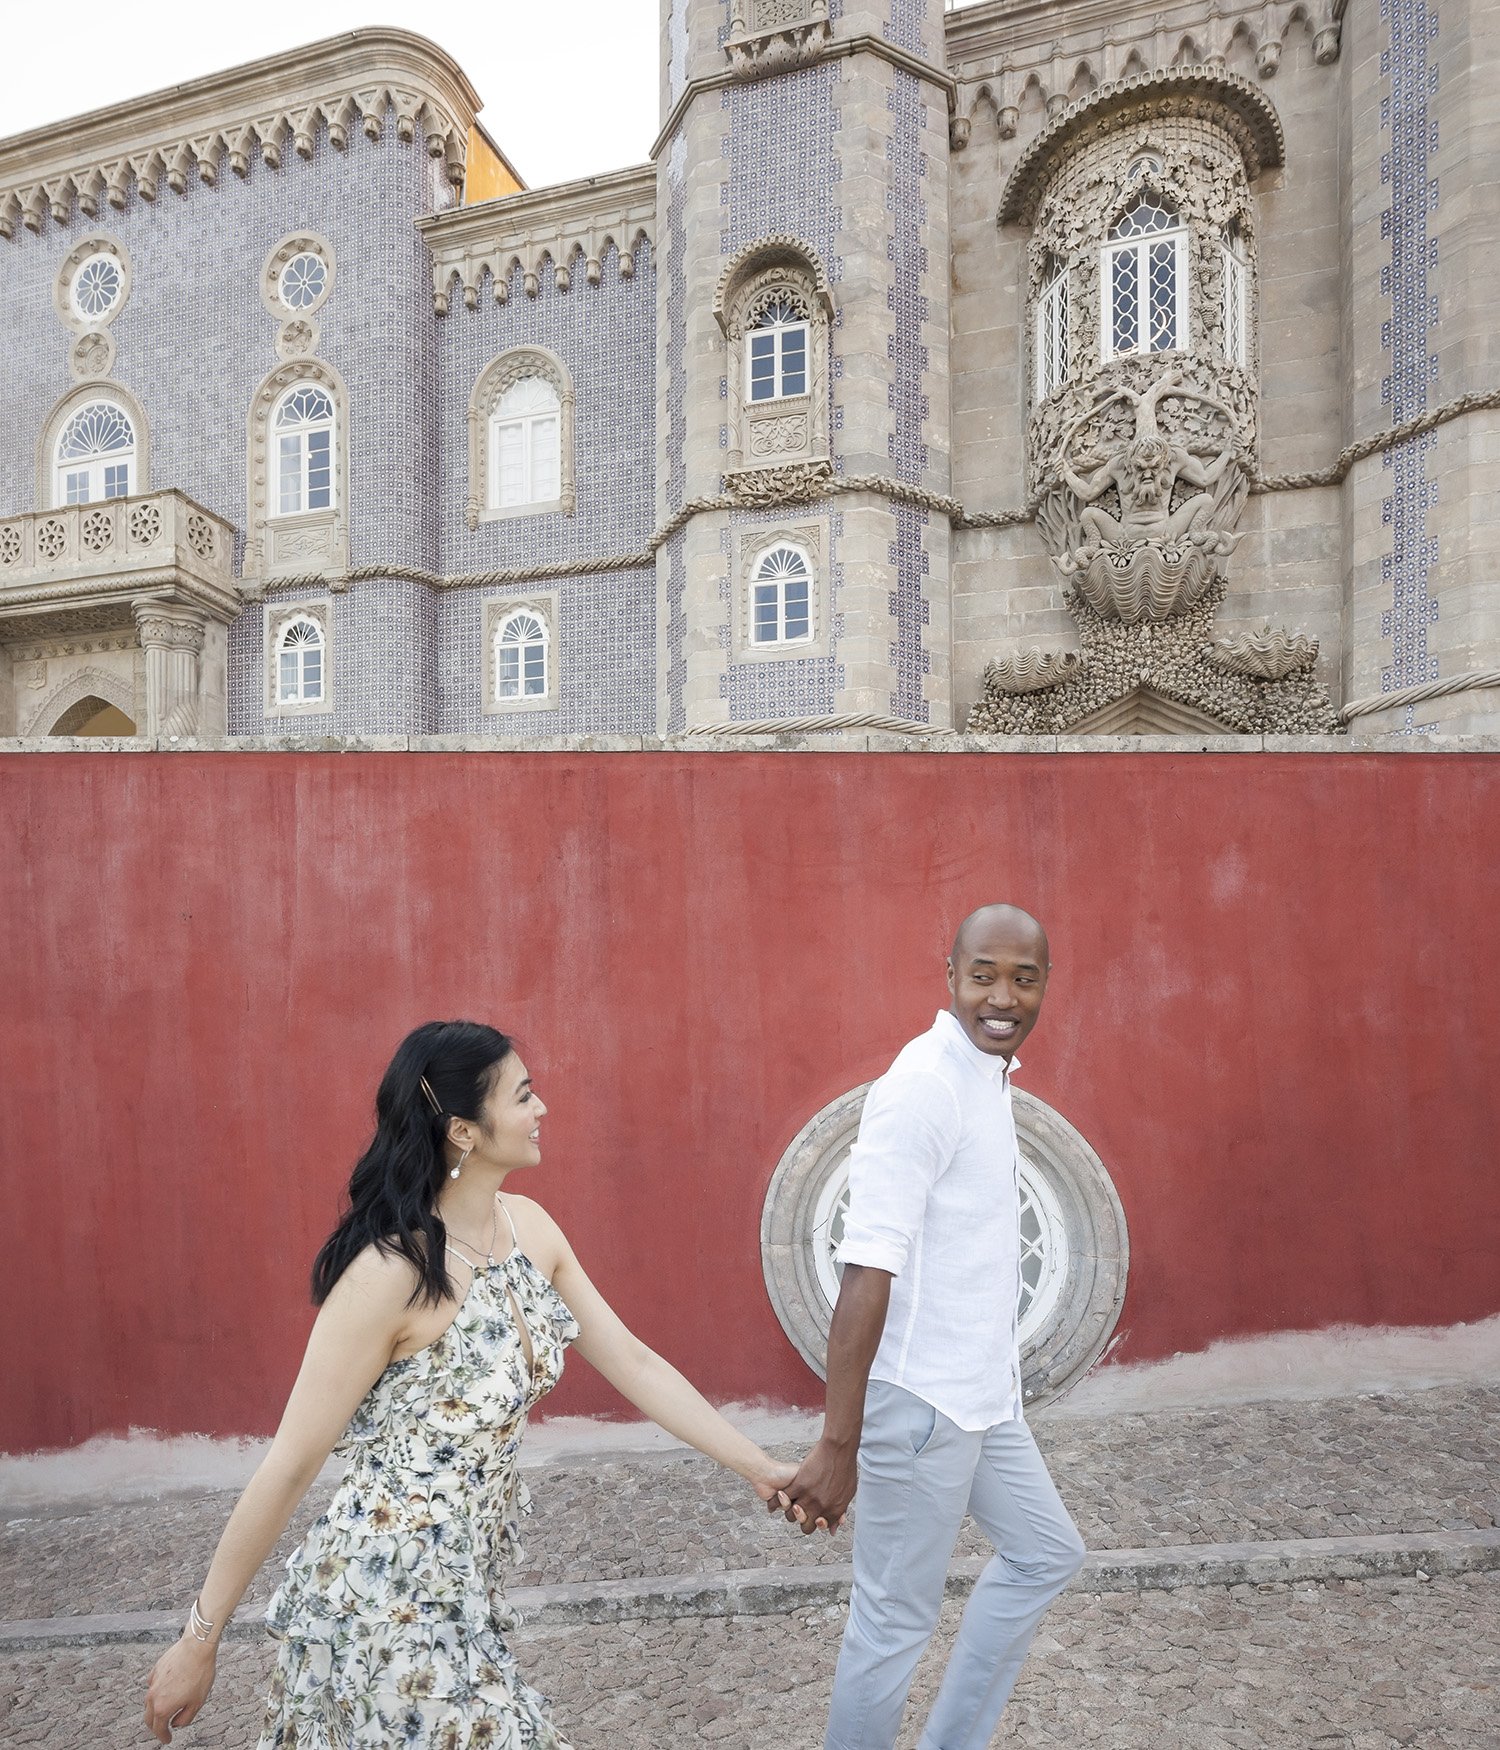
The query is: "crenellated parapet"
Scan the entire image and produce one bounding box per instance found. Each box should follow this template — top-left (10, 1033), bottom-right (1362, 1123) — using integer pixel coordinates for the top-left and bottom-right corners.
top-left (0, 29), bottom-right (483, 241)
top-left (416, 164), bottom-right (656, 314)
top-left (946, 0), bottom-right (1342, 149)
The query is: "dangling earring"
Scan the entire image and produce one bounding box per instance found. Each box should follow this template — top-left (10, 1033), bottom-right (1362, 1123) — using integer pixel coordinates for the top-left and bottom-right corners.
top-left (450, 1146), bottom-right (472, 1182)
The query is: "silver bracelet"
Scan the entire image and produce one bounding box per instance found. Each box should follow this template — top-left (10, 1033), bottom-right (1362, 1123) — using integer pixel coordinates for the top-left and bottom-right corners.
top-left (187, 1597), bottom-right (216, 1643)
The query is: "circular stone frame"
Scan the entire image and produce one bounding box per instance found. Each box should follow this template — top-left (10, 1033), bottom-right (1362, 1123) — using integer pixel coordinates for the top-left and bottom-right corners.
top-left (260, 233), bottom-right (337, 320)
top-left (759, 1083), bottom-right (1129, 1408)
top-left (53, 236), bottom-right (132, 334)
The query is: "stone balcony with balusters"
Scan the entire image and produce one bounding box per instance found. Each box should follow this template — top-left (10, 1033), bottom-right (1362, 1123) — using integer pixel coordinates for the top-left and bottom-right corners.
top-left (0, 490), bottom-right (240, 736)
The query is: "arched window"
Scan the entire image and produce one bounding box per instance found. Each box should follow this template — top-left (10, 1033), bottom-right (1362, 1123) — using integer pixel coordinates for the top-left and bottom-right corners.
top-left (747, 293), bottom-right (809, 403)
top-left (1102, 200), bottom-right (1187, 360)
top-left (275, 615), bottom-right (325, 706)
top-left (273, 385), bottom-right (335, 516)
top-left (750, 544), bottom-right (813, 646)
top-left (1035, 261), bottom-right (1069, 401)
top-left (494, 608), bottom-right (550, 700)
top-left (54, 400), bottom-right (136, 505)
top-left (1220, 224), bottom-right (1248, 368)
top-left (490, 378), bottom-right (561, 511)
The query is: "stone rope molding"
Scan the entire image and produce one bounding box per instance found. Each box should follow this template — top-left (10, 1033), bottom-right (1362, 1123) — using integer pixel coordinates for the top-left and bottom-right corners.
top-left (246, 387), bottom-right (1496, 598)
top-left (1250, 386), bottom-right (1500, 493)
top-left (685, 712), bottom-right (940, 737)
top-left (1339, 670), bottom-right (1500, 724)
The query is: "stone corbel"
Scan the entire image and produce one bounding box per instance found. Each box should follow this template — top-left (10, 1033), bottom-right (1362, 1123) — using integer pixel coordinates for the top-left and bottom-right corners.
top-left (133, 600), bottom-right (208, 738)
top-left (0, 191), bottom-right (19, 240)
top-left (724, 1), bottom-right (832, 82)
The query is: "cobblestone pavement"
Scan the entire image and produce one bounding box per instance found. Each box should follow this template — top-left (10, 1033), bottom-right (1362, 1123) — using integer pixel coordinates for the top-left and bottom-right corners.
top-left (4, 1574), bottom-right (1497, 1749)
top-left (3, 1386), bottom-right (1496, 1623)
top-left (3, 1386), bottom-right (1498, 1747)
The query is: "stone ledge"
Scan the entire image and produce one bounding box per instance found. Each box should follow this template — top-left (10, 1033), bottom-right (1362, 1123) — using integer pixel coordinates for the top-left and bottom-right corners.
top-left (6, 1531), bottom-right (1497, 1648)
top-left (2, 733), bottom-right (1499, 756)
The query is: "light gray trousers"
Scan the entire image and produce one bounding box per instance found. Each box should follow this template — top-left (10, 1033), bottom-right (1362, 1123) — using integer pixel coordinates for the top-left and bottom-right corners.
top-left (824, 1379), bottom-right (1086, 1750)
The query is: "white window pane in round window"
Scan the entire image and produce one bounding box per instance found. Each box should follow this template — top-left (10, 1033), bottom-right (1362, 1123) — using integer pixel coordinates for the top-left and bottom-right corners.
top-left (58, 402), bottom-right (134, 459)
top-left (807, 1152), bottom-right (1070, 1350)
top-left (279, 252), bottom-right (328, 311)
top-left (72, 254), bottom-right (123, 321)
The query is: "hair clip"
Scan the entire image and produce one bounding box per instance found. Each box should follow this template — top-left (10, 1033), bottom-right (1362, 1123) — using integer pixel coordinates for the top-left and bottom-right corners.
top-left (419, 1075), bottom-right (442, 1116)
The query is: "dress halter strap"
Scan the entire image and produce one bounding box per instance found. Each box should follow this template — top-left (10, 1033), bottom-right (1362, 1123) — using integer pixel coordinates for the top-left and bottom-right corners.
top-left (496, 1193), bottom-right (521, 1253)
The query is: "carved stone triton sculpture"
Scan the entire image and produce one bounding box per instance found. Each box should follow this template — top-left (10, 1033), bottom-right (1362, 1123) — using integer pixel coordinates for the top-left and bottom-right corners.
top-left (1040, 366), bottom-right (1247, 623)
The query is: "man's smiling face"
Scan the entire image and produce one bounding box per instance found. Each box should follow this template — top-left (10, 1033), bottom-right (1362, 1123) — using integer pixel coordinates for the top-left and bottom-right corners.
top-left (945, 907), bottom-right (1050, 1060)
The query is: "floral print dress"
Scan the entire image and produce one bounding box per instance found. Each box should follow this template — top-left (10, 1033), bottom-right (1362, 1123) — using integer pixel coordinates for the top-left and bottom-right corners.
top-left (258, 1230), bottom-right (580, 1750)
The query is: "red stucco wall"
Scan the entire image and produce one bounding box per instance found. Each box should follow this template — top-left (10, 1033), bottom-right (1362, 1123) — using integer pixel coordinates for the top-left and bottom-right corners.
top-left (3, 750), bottom-right (1497, 1453)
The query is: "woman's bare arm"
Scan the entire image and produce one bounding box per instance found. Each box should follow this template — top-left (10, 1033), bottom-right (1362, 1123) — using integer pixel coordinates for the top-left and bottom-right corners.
top-left (508, 1196), bottom-right (792, 1496)
top-left (143, 1249), bottom-right (421, 1743)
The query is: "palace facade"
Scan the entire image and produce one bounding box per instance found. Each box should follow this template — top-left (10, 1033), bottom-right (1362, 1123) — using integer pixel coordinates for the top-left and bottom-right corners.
top-left (1, 0), bottom-right (1495, 742)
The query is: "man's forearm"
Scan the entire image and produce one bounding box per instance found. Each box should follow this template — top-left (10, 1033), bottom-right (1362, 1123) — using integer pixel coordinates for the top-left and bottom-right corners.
top-left (822, 1264), bottom-right (893, 1448)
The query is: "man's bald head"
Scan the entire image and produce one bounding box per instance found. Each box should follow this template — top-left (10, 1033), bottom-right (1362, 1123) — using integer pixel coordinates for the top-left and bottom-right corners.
top-left (950, 904), bottom-right (1050, 968)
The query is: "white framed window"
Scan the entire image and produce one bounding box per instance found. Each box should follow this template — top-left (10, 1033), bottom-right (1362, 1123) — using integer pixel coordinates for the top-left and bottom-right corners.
top-left (750, 543), bottom-right (813, 646)
top-left (1220, 226), bottom-right (1248, 368)
top-left (1035, 265), bottom-right (1069, 401)
top-left (489, 378), bottom-right (562, 511)
top-left (70, 253), bottom-right (125, 323)
top-left (278, 252), bottom-right (328, 312)
top-left (1101, 200), bottom-right (1187, 361)
top-left (494, 608), bottom-right (550, 701)
top-left (746, 294), bottom-right (810, 403)
top-left (273, 384), bottom-right (336, 516)
top-left (275, 615), bottom-right (326, 706)
top-left (53, 399), bottom-right (136, 505)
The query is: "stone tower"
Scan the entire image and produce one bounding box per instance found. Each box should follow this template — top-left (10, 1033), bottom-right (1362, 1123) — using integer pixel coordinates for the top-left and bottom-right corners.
top-left (656, 0), bottom-right (954, 733)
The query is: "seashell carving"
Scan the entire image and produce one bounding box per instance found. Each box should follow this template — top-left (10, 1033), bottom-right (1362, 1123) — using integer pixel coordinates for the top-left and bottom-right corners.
top-left (1068, 533), bottom-right (1234, 623)
top-left (1204, 625), bottom-right (1318, 680)
top-left (984, 649), bottom-right (1084, 693)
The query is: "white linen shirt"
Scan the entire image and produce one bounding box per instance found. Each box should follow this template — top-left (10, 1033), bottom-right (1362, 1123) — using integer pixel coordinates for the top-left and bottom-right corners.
top-left (834, 1009), bottom-right (1025, 1432)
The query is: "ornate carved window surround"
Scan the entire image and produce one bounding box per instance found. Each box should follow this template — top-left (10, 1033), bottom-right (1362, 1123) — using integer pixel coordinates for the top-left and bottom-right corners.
top-left (467, 347), bottom-right (576, 529)
top-left (265, 600), bottom-right (333, 717)
top-left (715, 238), bottom-right (834, 491)
top-left (482, 592), bottom-right (559, 715)
top-left (37, 381), bottom-right (151, 511)
top-left (731, 521), bottom-right (828, 663)
top-left (246, 359), bottom-right (350, 582)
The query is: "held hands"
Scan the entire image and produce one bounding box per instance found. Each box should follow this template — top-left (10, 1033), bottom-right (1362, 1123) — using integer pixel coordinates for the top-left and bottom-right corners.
top-left (767, 1435), bottom-right (857, 1536)
top-left (143, 1635), bottom-right (216, 1744)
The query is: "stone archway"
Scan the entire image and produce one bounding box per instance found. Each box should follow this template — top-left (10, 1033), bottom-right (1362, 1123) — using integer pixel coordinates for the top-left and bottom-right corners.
top-left (49, 694), bottom-right (137, 735)
top-left (24, 663), bottom-right (137, 738)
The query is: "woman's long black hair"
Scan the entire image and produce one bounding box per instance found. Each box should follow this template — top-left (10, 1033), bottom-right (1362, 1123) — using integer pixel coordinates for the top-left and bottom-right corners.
top-left (311, 1020), bottom-right (514, 1308)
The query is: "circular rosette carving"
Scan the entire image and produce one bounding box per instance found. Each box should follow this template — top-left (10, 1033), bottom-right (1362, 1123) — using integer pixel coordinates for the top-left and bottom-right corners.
top-left (984, 649), bottom-right (1085, 694)
top-left (1070, 531), bottom-right (1235, 623)
top-left (1205, 625), bottom-right (1319, 680)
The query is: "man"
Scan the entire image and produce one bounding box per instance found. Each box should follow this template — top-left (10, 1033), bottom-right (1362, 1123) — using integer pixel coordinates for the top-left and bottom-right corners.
top-left (778, 904), bottom-right (1086, 1750)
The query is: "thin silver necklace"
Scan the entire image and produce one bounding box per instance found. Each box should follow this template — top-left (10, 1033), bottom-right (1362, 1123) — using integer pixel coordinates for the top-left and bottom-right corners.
top-left (446, 1194), bottom-right (500, 1268)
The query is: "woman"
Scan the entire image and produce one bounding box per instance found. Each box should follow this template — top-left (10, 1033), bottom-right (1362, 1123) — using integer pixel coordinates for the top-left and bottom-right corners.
top-left (144, 1019), bottom-right (796, 1746)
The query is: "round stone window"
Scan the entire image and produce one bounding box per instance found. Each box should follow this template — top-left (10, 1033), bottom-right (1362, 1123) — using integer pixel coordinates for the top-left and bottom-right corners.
top-left (278, 252), bottom-right (329, 312)
top-left (761, 1083), bottom-right (1129, 1408)
top-left (70, 253), bottom-right (124, 322)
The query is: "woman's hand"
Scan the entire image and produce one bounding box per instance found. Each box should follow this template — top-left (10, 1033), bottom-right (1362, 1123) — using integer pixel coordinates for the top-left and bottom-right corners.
top-left (752, 1458), bottom-right (799, 1505)
top-left (143, 1635), bottom-right (217, 1744)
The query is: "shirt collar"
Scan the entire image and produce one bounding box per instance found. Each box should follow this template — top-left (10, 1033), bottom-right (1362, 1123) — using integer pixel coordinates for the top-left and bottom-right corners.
top-left (934, 1008), bottom-right (1019, 1082)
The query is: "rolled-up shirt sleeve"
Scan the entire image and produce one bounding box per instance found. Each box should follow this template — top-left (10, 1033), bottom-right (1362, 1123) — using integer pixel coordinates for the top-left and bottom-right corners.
top-left (834, 1069), bottom-right (961, 1277)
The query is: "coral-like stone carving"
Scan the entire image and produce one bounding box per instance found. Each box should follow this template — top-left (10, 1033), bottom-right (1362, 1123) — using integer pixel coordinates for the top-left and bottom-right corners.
top-left (724, 460), bottom-right (836, 507)
top-left (984, 650), bottom-right (1085, 694)
top-left (965, 583), bottom-right (1340, 736)
top-left (1205, 625), bottom-right (1319, 680)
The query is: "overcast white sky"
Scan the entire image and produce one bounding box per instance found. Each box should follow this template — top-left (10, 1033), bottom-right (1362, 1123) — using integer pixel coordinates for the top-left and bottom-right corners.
top-left (3, 1), bottom-right (661, 191)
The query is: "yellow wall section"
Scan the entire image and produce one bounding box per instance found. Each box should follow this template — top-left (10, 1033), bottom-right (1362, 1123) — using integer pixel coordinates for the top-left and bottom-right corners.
top-left (464, 126), bottom-right (523, 204)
